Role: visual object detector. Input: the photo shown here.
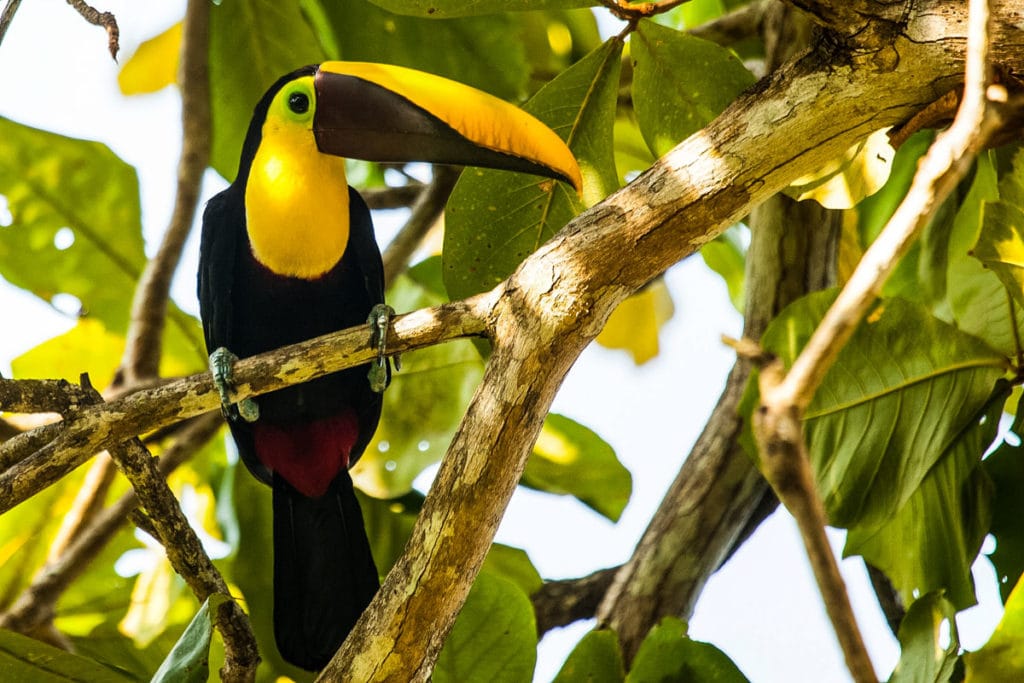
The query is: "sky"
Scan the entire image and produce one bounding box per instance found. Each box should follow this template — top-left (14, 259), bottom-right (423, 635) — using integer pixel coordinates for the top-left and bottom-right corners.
top-left (0, 2), bottom-right (1005, 682)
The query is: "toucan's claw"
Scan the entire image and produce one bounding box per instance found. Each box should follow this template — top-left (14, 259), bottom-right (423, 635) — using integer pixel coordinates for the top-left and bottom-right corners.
top-left (209, 347), bottom-right (260, 423)
top-left (367, 304), bottom-right (398, 393)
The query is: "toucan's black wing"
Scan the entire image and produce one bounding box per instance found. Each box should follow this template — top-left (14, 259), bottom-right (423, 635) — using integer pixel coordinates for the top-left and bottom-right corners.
top-left (198, 184), bottom-right (244, 355)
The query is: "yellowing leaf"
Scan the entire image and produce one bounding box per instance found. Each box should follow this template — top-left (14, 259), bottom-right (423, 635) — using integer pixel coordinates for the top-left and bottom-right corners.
top-left (971, 200), bottom-right (1024, 310)
top-left (596, 279), bottom-right (674, 365)
top-left (965, 574), bottom-right (1024, 681)
top-left (11, 318), bottom-right (124, 389)
top-left (786, 128), bottom-right (895, 209)
top-left (118, 23), bottom-right (182, 96)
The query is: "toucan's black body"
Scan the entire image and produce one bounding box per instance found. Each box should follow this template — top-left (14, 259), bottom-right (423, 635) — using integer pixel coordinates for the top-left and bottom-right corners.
top-left (199, 70), bottom-right (383, 671)
top-left (198, 62), bottom-right (580, 672)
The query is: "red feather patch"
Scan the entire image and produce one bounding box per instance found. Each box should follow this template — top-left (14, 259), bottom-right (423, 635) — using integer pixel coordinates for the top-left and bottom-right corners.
top-left (252, 410), bottom-right (360, 498)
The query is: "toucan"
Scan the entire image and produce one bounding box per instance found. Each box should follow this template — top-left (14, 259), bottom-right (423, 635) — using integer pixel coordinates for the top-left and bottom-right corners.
top-left (197, 62), bottom-right (582, 671)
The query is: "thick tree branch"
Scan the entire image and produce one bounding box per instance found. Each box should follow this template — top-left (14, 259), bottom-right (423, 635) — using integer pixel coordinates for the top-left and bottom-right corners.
top-left (322, 3), bottom-right (1024, 678)
top-left (752, 1), bottom-right (1002, 682)
top-left (120, 0), bottom-right (210, 383)
top-left (0, 298), bottom-right (490, 513)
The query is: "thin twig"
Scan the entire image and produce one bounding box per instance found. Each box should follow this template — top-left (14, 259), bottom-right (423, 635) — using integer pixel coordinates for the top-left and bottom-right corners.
top-left (64, 0), bottom-right (118, 59)
top-left (120, 0), bottom-right (210, 382)
top-left (752, 1), bottom-right (1000, 681)
top-left (0, 0), bottom-right (23, 48)
top-left (362, 182), bottom-right (426, 210)
top-left (382, 166), bottom-right (460, 285)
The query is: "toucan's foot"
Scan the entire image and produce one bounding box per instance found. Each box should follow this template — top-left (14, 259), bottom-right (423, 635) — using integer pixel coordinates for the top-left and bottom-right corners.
top-left (367, 304), bottom-right (399, 393)
top-left (209, 347), bottom-right (260, 423)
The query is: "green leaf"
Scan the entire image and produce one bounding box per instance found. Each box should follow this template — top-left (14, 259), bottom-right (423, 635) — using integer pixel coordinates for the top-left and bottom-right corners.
top-left (434, 572), bottom-right (537, 683)
top-left (0, 628), bottom-right (137, 682)
top-left (846, 384), bottom-right (1004, 609)
top-left (208, 0), bottom-right (324, 180)
top-left (627, 617), bottom-right (750, 683)
top-left (443, 37), bottom-right (622, 301)
top-left (946, 152), bottom-right (1024, 357)
top-left (700, 227), bottom-right (746, 311)
top-left (631, 20), bottom-right (755, 157)
top-left (759, 291), bottom-right (1006, 528)
top-left (523, 413), bottom-right (632, 521)
top-left (0, 117), bottom-right (139, 331)
top-left (553, 629), bottom-right (625, 683)
top-left (11, 319), bottom-right (124, 386)
top-left (887, 592), bottom-right (959, 683)
top-left (363, 0), bottom-right (593, 18)
top-left (0, 117), bottom-right (206, 373)
top-left (481, 544), bottom-right (543, 596)
top-left (358, 489), bottom-right (421, 574)
top-left (151, 594), bottom-right (230, 683)
top-left (313, 0), bottom-right (527, 101)
top-left (983, 403), bottom-right (1024, 603)
top-left (356, 258), bottom-right (485, 497)
top-left (965, 574), bottom-right (1024, 681)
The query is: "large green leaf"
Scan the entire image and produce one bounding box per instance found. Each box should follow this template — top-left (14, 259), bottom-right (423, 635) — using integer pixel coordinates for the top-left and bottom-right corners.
top-left (631, 20), bottom-right (755, 158)
top-left (845, 385), bottom-right (1003, 609)
top-left (481, 544), bottom-right (543, 596)
top-left (983, 403), bottom-right (1024, 603)
top-left (312, 0), bottom-right (527, 101)
top-left (965, 574), bottom-right (1024, 682)
top-left (626, 617), bottom-right (749, 683)
top-left (363, 0), bottom-right (592, 17)
top-left (151, 594), bottom-right (229, 683)
top-left (355, 258), bottom-right (485, 498)
top-left (434, 572), bottom-right (537, 683)
top-left (443, 37), bottom-right (622, 301)
top-left (887, 592), bottom-right (960, 683)
top-left (553, 629), bottom-right (625, 683)
top-left (208, 0), bottom-right (324, 180)
top-left (0, 117), bottom-right (142, 329)
top-left (0, 628), bottom-right (136, 683)
top-left (0, 117), bottom-right (206, 374)
top-left (523, 413), bottom-right (632, 521)
top-left (759, 291), bottom-right (1006, 528)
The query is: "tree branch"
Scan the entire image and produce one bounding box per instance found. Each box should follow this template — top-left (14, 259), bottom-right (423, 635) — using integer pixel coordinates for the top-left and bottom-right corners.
top-left (120, 0), bottom-right (210, 383)
top-left (0, 298), bottom-right (490, 514)
top-left (381, 166), bottom-right (460, 285)
top-left (0, 413), bottom-right (222, 637)
top-left (0, 0), bottom-right (22, 48)
top-left (64, 0), bottom-right (118, 59)
top-left (751, 1), bottom-right (1002, 681)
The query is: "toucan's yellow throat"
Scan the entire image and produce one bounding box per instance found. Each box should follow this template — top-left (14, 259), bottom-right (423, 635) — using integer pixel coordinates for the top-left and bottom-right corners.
top-left (246, 75), bottom-right (351, 280)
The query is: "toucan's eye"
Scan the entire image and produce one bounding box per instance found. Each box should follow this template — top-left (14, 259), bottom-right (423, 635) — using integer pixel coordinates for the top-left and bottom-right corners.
top-left (288, 92), bottom-right (310, 114)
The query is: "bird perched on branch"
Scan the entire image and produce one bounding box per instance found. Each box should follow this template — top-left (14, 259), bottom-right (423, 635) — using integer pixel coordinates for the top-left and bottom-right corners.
top-left (198, 61), bottom-right (581, 670)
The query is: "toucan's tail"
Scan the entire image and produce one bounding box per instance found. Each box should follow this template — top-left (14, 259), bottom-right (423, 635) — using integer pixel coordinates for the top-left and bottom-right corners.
top-left (272, 470), bottom-right (380, 671)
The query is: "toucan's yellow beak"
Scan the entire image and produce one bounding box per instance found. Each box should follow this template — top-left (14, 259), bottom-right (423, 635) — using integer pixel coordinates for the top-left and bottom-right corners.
top-left (312, 61), bottom-right (583, 193)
